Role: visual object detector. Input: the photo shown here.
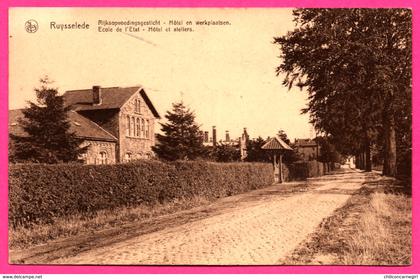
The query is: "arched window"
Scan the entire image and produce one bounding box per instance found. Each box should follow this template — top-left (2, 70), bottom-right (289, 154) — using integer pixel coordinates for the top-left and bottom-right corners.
top-left (98, 151), bottom-right (107, 165)
top-left (141, 118), bottom-right (145, 138)
top-left (145, 120), bottom-right (149, 138)
top-left (136, 118), bottom-right (140, 137)
top-left (125, 152), bottom-right (132, 162)
top-left (126, 115), bottom-right (130, 136)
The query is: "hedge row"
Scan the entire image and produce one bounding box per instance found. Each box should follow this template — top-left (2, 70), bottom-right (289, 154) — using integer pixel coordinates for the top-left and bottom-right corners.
top-left (9, 161), bottom-right (273, 228)
top-left (283, 160), bottom-right (325, 181)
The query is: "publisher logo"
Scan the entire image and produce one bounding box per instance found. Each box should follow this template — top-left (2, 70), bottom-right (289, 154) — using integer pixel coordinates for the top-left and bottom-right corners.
top-left (25, 19), bottom-right (38, 33)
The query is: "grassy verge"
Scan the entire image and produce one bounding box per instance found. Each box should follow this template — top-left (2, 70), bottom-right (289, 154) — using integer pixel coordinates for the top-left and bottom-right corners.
top-left (9, 196), bottom-right (210, 250)
top-left (280, 175), bottom-right (411, 265)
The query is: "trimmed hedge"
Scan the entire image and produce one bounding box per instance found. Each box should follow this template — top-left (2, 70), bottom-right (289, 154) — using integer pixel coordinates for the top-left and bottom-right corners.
top-left (284, 160), bottom-right (325, 181)
top-left (9, 161), bottom-right (273, 228)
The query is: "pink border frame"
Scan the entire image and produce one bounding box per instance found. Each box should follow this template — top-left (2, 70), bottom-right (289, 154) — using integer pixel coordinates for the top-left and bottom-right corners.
top-left (0, 0), bottom-right (418, 274)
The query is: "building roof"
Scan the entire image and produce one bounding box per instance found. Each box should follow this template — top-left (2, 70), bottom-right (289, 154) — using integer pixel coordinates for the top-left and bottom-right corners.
top-left (9, 109), bottom-right (118, 142)
top-left (63, 86), bottom-right (160, 118)
top-left (261, 136), bottom-right (293, 151)
top-left (294, 138), bottom-right (318, 147)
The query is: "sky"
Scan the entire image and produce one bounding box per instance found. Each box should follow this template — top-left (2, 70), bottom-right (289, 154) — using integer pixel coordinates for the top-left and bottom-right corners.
top-left (9, 8), bottom-right (313, 141)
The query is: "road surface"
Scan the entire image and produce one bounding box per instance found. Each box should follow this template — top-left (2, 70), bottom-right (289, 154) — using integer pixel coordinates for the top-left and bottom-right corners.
top-left (51, 169), bottom-right (368, 265)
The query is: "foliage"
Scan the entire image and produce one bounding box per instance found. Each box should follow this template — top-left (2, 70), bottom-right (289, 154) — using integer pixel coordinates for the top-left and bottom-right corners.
top-left (153, 102), bottom-right (206, 161)
top-left (277, 130), bottom-right (301, 164)
top-left (9, 77), bottom-right (85, 163)
top-left (246, 137), bottom-right (271, 162)
top-left (315, 136), bottom-right (342, 164)
top-left (9, 161), bottom-right (273, 228)
top-left (274, 9), bottom-right (411, 176)
top-left (277, 130), bottom-right (291, 145)
top-left (209, 143), bottom-right (241, 162)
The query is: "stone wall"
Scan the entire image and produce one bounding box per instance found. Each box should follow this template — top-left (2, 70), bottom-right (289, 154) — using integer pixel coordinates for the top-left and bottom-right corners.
top-left (80, 140), bottom-right (116, 165)
top-left (118, 90), bottom-right (156, 162)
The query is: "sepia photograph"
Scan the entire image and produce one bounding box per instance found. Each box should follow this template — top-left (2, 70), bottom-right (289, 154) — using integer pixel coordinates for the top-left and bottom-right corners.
top-left (7, 7), bottom-right (412, 266)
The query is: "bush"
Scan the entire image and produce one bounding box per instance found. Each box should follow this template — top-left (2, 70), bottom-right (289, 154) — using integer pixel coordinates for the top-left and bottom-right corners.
top-left (9, 161), bottom-right (273, 228)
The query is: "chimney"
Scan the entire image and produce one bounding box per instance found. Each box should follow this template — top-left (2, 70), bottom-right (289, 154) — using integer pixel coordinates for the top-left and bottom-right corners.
top-left (225, 130), bottom-right (230, 142)
top-left (242, 127), bottom-right (249, 140)
top-left (212, 126), bottom-right (217, 147)
top-left (92, 85), bottom-right (102, 105)
top-left (204, 131), bottom-right (209, 142)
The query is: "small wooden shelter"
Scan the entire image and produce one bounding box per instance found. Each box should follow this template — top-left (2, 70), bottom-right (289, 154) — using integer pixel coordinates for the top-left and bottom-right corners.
top-left (261, 136), bottom-right (293, 183)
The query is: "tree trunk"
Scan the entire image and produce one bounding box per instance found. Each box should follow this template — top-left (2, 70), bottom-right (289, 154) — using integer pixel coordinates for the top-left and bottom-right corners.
top-left (355, 154), bottom-right (360, 169)
top-left (365, 138), bottom-right (372, 172)
top-left (383, 112), bottom-right (397, 176)
top-left (360, 152), bottom-right (365, 170)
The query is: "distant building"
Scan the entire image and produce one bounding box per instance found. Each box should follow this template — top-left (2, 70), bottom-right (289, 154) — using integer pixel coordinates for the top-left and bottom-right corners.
top-left (202, 126), bottom-right (248, 160)
top-left (9, 85), bottom-right (160, 164)
top-left (203, 127), bottom-right (238, 147)
top-left (294, 138), bottom-right (319, 161)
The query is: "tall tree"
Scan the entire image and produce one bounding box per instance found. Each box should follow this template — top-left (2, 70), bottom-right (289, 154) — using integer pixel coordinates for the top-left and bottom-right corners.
top-left (152, 102), bottom-right (206, 161)
top-left (274, 9), bottom-right (411, 176)
top-left (10, 77), bottom-right (85, 163)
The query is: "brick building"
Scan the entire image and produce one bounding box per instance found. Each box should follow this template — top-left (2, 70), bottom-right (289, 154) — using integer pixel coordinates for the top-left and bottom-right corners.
top-left (9, 85), bottom-right (160, 164)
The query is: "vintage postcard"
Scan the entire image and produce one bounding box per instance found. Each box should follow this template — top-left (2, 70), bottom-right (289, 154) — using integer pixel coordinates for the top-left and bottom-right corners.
top-left (4, 5), bottom-right (415, 273)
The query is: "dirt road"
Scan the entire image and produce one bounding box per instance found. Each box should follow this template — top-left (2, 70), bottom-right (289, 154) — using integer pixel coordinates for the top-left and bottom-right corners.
top-left (51, 169), bottom-right (368, 265)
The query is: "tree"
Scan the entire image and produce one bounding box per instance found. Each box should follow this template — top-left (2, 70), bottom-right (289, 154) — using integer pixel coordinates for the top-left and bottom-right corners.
top-left (274, 9), bottom-right (411, 176)
top-left (277, 130), bottom-right (300, 164)
top-left (210, 143), bottom-right (241, 162)
top-left (10, 77), bottom-right (85, 163)
top-left (152, 102), bottom-right (206, 161)
top-left (277, 130), bottom-right (291, 145)
top-left (315, 136), bottom-right (343, 171)
top-left (246, 137), bottom-right (270, 162)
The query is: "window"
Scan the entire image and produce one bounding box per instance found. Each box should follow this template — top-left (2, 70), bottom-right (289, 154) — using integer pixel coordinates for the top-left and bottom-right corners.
top-left (125, 152), bottom-right (132, 162)
top-left (141, 118), bottom-right (145, 138)
top-left (131, 116), bottom-right (135, 137)
top-left (126, 116), bottom-right (130, 136)
top-left (78, 153), bottom-right (87, 164)
top-left (98, 151), bottom-right (107, 165)
top-left (145, 120), bottom-right (149, 138)
top-left (136, 118), bottom-right (140, 137)
top-left (135, 99), bottom-right (141, 114)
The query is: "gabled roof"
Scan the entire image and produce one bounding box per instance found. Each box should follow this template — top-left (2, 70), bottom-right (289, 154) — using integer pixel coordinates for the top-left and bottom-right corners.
top-left (294, 138), bottom-right (318, 147)
top-left (261, 136), bottom-right (293, 151)
top-left (9, 109), bottom-right (118, 142)
top-left (63, 86), bottom-right (160, 118)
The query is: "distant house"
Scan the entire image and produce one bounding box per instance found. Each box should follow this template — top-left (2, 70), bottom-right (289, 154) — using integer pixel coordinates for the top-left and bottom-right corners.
top-left (9, 85), bottom-right (160, 164)
top-left (202, 126), bottom-right (249, 161)
top-left (294, 138), bottom-right (319, 161)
